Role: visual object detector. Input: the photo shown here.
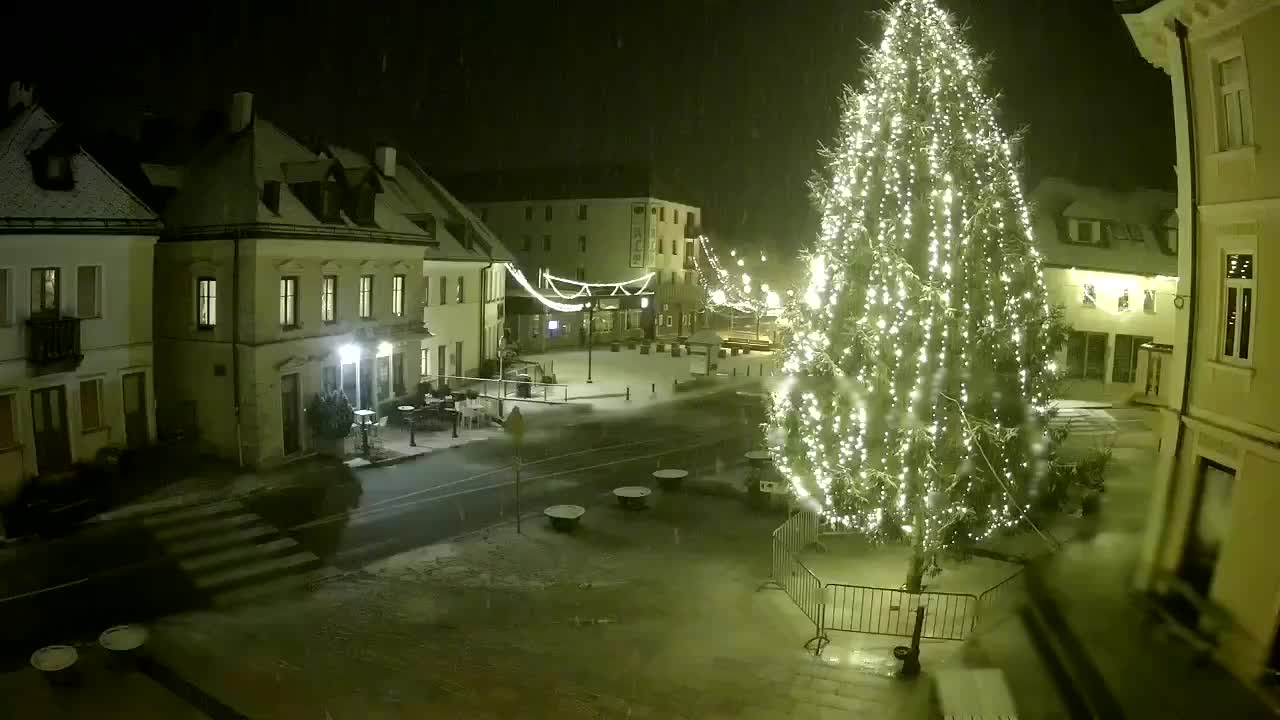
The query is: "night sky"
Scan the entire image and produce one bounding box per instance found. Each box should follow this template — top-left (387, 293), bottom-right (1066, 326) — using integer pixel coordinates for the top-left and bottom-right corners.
top-left (6, 0), bottom-right (1172, 254)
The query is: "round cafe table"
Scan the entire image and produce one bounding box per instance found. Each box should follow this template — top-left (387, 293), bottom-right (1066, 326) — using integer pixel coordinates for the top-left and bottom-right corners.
top-left (613, 486), bottom-right (652, 510)
top-left (652, 468), bottom-right (689, 491)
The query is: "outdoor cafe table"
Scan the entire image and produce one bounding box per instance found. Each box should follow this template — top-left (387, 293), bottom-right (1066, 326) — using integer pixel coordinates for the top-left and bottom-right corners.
top-left (652, 468), bottom-right (688, 491)
top-left (353, 409), bottom-right (376, 455)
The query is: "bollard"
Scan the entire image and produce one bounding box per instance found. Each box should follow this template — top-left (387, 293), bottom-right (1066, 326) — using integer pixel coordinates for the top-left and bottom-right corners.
top-left (626, 386), bottom-right (631, 401)
top-left (747, 365), bottom-right (751, 377)
top-left (732, 368), bottom-right (737, 377)
top-left (651, 383), bottom-right (656, 395)
top-left (673, 378), bottom-right (678, 392)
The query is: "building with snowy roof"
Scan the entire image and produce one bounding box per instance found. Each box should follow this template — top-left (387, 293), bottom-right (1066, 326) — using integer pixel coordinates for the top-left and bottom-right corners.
top-left (1029, 177), bottom-right (1178, 403)
top-left (0, 82), bottom-right (162, 502)
top-left (147, 92), bottom-right (511, 467)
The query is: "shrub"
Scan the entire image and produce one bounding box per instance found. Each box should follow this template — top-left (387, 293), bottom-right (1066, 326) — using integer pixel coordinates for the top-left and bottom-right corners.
top-left (306, 390), bottom-right (354, 441)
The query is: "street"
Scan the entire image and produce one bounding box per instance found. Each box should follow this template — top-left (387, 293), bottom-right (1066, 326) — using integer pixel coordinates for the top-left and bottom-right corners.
top-left (0, 386), bottom-right (769, 670)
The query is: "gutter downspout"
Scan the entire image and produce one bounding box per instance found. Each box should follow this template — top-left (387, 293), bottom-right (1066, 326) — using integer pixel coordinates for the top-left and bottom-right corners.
top-left (233, 232), bottom-right (244, 468)
top-left (481, 249), bottom-right (493, 375)
top-left (1147, 19), bottom-right (1198, 582)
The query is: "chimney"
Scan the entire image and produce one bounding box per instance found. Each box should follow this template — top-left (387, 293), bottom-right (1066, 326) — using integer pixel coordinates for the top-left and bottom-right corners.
top-left (374, 146), bottom-right (396, 178)
top-left (229, 91), bottom-right (254, 134)
top-left (7, 81), bottom-right (34, 113)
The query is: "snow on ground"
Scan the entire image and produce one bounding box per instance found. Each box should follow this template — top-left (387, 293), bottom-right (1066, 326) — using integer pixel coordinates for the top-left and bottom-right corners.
top-left (147, 478), bottom-right (939, 719)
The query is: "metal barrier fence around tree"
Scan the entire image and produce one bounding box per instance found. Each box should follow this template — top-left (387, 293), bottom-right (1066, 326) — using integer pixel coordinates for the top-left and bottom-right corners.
top-left (766, 510), bottom-right (1027, 653)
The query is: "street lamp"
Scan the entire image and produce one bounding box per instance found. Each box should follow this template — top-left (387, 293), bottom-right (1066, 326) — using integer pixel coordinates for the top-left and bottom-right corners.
top-left (586, 300), bottom-right (595, 384)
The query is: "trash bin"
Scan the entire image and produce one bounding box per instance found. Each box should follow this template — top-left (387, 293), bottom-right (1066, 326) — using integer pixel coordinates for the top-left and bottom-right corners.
top-left (517, 374), bottom-right (532, 399)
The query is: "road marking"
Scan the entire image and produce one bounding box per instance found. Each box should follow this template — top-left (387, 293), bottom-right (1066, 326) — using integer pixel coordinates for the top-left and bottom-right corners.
top-left (0, 577), bottom-right (89, 604)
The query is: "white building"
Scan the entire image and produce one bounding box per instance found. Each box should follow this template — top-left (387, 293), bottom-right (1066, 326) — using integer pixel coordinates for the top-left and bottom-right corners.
top-left (324, 146), bottom-right (513, 385)
top-left (0, 84), bottom-right (161, 503)
top-left (1029, 178), bottom-right (1178, 402)
top-left (448, 167), bottom-right (704, 350)
top-left (1120, 0), bottom-right (1280, 689)
top-left (149, 93), bottom-right (440, 467)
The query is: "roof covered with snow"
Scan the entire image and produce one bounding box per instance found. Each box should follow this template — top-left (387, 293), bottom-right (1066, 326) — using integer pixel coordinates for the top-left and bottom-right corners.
top-left (161, 117), bottom-right (432, 243)
top-left (0, 106), bottom-right (160, 231)
top-left (1028, 177), bottom-right (1176, 276)
top-left (328, 145), bottom-right (515, 264)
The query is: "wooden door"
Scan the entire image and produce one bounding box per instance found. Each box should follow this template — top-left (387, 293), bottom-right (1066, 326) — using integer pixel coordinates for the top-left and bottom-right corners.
top-left (122, 372), bottom-right (149, 449)
top-left (281, 373), bottom-right (301, 456)
top-left (30, 386), bottom-right (71, 474)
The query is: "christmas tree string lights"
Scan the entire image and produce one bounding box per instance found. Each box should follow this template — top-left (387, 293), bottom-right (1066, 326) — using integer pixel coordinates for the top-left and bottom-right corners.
top-left (767, 0), bottom-right (1059, 591)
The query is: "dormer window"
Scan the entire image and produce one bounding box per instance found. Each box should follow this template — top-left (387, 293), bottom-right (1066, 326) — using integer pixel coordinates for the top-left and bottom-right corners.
top-left (1068, 219), bottom-right (1105, 247)
top-left (319, 181), bottom-right (343, 223)
top-left (352, 187), bottom-right (376, 227)
top-left (31, 150), bottom-right (75, 190)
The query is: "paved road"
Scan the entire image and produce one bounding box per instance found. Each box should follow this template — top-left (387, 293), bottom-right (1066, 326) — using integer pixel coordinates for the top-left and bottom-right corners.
top-left (0, 387), bottom-right (769, 668)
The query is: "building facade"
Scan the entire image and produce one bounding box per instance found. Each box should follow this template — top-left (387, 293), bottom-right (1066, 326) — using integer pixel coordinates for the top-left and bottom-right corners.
top-left (150, 93), bottom-right (438, 467)
top-left (447, 167), bottom-right (704, 351)
top-left (1029, 178), bottom-right (1178, 402)
top-left (1121, 0), bottom-right (1280, 687)
top-left (0, 85), bottom-right (161, 503)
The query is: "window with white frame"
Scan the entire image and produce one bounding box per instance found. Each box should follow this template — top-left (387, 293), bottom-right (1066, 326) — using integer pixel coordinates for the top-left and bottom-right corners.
top-left (0, 393), bottom-right (15, 449)
top-left (79, 378), bottom-right (103, 432)
top-left (420, 347), bottom-right (429, 377)
top-left (392, 274), bottom-right (406, 317)
top-left (1221, 252), bottom-right (1255, 363)
top-left (1144, 289), bottom-right (1157, 314)
top-left (359, 275), bottom-right (374, 318)
top-left (1214, 53), bottom-right (1254, 150)
top-left (1081, 283), bottom-right (1096, 308)
top-left (322, 275), bottom-right (337, 323)
top-left (0, 268), bottom-right (10, 326)
top-left (279, 277), bottom-right (298, 327)
top-left (1069, 219), bottom-right (1103, 246)
top-left (196, 277), bottom-right (217, 328)
top-left (77, 266), bottom-right (101, 318)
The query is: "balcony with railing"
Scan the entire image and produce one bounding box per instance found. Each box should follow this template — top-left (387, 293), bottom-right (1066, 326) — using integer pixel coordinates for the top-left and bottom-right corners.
top-left (26, 315), bottom-right (83, 374)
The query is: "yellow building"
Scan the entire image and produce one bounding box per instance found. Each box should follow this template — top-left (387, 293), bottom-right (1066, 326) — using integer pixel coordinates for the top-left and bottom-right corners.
top-left (1120, 0), bottom-right (1280, 686)
top-left (1030, 178), bottom-right (1178, 403)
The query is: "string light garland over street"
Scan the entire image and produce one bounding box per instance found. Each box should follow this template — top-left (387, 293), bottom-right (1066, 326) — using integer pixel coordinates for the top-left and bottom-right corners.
top-left (542, 271), bottom-right (655, 300)
top-left (692, 235), bottom-right (782, 315)
top-left (766, 0), bottom-right (1062, 592)
top-left (504, 265), bottom-right (585, 312)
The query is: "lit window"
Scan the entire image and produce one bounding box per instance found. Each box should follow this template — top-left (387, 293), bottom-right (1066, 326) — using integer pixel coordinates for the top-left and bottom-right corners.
top-left (279, 277), bottom-right (298, 327)
top-left (197, 277), bottom-right (217, 328)
top-left (1143, 289), bottom-right (1156, 314)
top-left (31, 267), bottom-right (59, 314)
top-left (359, 275), bottom-right (374, 318)
top-left (392, 274), bottom-right (405, 317)
top-left (1215, 55), bottom-right (1254, 150)
top-left (1221, 252), bottom-right (1255, 363)
top-left (322, 275), bottom-right (337, 323)
top-left (456, 276), bottom-right (464, 304)
top-left (1081, 284), bottom-right (1096, 307)
top-left (1117, 289), bottom-right (1130, 312)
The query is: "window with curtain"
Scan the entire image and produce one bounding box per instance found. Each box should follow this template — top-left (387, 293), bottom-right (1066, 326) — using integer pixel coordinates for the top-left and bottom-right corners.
top-left (1221, 252), bottom-right (1255, 363)
top-left (279, 277), bottom-right (298, 327)
top-left (359, 275), bottom-right (374, 318)
top-left (392, 274), bottom-right (405, 317)
top-left (322, 275), bottom-right (337, 323)
top-left (197, 277), bottom-right (217, 328)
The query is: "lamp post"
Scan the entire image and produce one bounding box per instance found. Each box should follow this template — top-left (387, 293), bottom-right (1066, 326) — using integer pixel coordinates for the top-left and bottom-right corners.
top-left (586, 300), bottom-right (595, 384)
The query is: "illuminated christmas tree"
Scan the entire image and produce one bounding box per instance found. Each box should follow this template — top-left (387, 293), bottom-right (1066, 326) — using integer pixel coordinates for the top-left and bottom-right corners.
top-left (768, 0), bottom-right (1063, 592)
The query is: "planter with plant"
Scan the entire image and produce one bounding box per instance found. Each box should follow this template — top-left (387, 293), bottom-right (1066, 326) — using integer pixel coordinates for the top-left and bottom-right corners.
top-left (306, 390), bottom-right (355, 456)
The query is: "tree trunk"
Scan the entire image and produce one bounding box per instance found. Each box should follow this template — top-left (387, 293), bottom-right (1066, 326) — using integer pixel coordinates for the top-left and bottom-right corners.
top-left (903, 502), bottom-right (927, 593)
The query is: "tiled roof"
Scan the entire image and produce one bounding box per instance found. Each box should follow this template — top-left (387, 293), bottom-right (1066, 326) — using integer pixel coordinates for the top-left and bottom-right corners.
top-left (0, 106), bottom-right (159, 229)
top-left (1029, 178), bottom-right (1176, 276)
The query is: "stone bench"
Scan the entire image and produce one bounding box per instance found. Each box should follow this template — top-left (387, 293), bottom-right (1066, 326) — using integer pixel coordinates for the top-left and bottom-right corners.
top-left (544, 504), bottom-right (585, 531)
top-left (613, 486), bottom-right (652, 510)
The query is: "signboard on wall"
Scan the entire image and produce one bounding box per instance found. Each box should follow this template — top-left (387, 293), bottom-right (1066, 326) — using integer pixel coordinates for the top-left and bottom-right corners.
top-left (629, 203), bottom-right (646, 268)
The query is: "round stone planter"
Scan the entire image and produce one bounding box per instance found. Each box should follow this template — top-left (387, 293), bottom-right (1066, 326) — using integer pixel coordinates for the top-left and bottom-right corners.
top-left (610, 341), bottom-right (621, 352)
top-left (670, 346), bottom-right (682, 357)
top-left (100, 625), bottom-right (148, 670)
top-left (544, 504), bottom-right (585, 532)
top-left (31, 645), bottom-right (79, 687)
top-left (656, 342), bottom-right (667, 352)
top-left (639, 344), bottom-right (651, 355)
